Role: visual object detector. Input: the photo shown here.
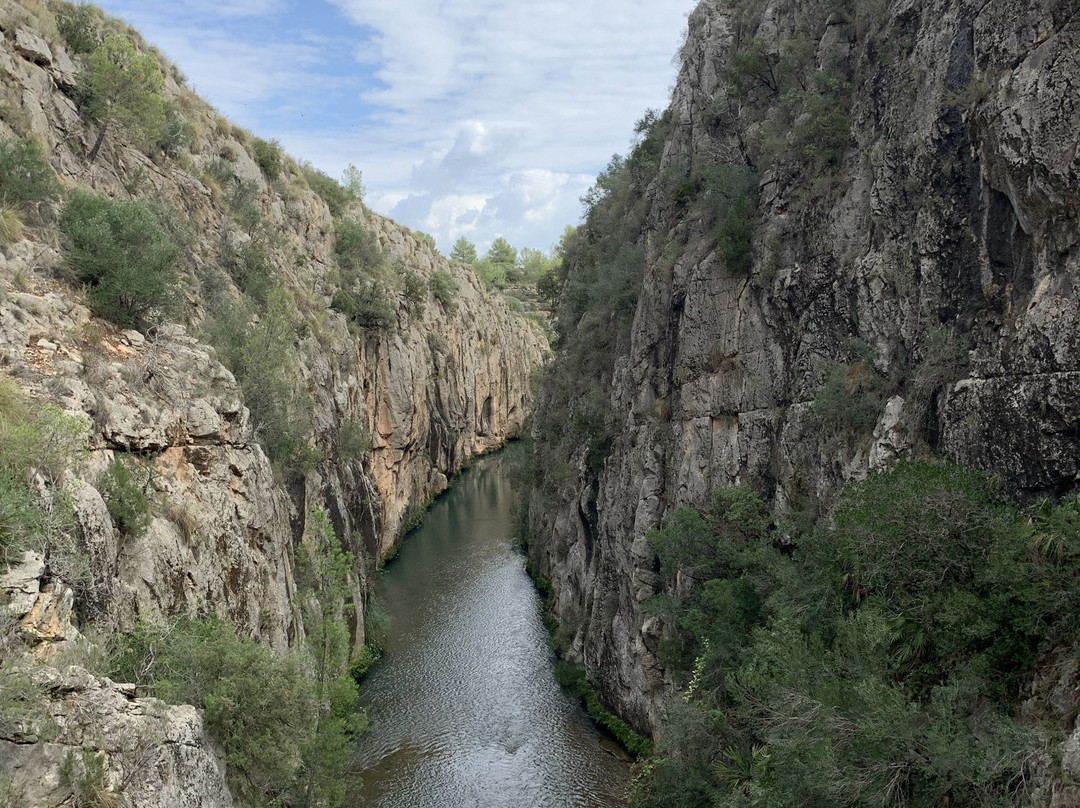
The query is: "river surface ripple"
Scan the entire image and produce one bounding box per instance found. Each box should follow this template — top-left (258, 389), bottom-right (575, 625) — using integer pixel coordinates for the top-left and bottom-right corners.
top-left (350, 448), bottom-right (630, 808)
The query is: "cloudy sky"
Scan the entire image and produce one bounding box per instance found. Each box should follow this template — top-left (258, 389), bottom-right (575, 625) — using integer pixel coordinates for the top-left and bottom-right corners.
top-left (92, 0), bottom-right (697, 254)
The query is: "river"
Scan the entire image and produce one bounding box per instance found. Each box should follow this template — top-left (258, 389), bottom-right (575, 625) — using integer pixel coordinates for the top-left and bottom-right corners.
top-left (349, 446), bottom-right (631, 807)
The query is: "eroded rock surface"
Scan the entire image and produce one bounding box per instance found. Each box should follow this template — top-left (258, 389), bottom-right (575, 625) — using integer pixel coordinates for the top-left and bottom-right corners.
top-left (0, 12), bottom-right (546, 803)
top-left (529, 0), bottom-right (1080, 754)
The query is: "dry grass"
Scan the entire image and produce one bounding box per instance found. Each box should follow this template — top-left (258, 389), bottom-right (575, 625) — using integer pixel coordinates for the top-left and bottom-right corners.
top-left (0, 205), bottom-right (24, 246)
top-left (0, 0), bottom-right (60, 43)
top-left (0, 372), bottom-right (27, 426)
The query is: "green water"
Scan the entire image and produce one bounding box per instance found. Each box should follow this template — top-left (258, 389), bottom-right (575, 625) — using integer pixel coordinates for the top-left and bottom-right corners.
top-left (350, 447), bottom-right (631, 807)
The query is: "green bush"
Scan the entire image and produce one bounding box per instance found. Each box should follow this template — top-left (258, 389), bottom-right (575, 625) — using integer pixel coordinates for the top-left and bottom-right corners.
top-left (156, 100), bottom-right (194, 156)
top-left (429, 269), bottom-right (458, 310)
top-left (55, 3), bottom-right (101, 54)
top-left (0, 395), bottom-right (85, 577)
top-left (111, 618), bottom-right (315, 806)
top-left (555, 659), bottom-right (653, 757)
top-left (402, 269), bottom-right (425, 317)
top-left (303, 166), bottom-right (352, 217)
top-left (60, 749), bottom-right (119, 808)
top-left (204, 288), bottom-right (313, 473)
top-left (715, 195), bottom-right (754, 274)
top-left (100, 458), bottom-right (151, 540)
top-left (0, 137), bottom-right (61, 217)
top-left (335, 418), bottom-right (371, 461)
top-left (225, 240), bottom-right (274, 305)
top-left (334, 219), bottom-right (384, 277)
top-left (205, 157), bottom-right (235, 187)
top-left (78, 35), bottom-right (166, 156)
top-left (59, 191), bottom-right (180, 329)
top-left (812, 358), bottom-right (886, 435)
top-left (330, 288), bottom-right (358, 317)
top-left (330, 283), bottom-right (395, 333)
top-left (632, 462), bottom-right (1076, 808)
top-left (251, 138), bottom-right (283, 181)
top-left (348, 644), bottom-right (376, 684)
top-left (792, 74), bottom-right (852, 168)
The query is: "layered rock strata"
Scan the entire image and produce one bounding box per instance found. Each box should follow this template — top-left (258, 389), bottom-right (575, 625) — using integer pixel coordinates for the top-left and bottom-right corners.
top-left (529, 0), bottom-right (1079, 740)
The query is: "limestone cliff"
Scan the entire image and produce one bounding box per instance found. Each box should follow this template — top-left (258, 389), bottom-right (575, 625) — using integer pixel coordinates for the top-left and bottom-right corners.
top-left (529, 0), bottom-right (1078, 747)
top-left (0, 1), bottom-right (546, 802)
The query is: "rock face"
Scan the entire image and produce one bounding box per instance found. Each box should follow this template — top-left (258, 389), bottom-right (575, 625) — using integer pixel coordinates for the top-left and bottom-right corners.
top-left (529, 0), bottom-right (1079, 744)
top-left (0, 10), bottom-right (546, 804)
top-left (0, 664), bottom-right (234, 808)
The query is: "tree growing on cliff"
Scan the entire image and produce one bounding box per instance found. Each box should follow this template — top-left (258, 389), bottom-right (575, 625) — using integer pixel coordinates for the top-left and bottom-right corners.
top-left (78, 34), bottom-right (166, 162)
top-left (59, 191), bottom-right (180, 328)
top-left (450, 236), bottom-right (478, 264)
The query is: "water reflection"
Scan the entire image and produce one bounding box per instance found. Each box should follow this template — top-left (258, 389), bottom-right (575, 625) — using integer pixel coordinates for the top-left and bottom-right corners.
top-left (350, 448), bottom-right (630, 807)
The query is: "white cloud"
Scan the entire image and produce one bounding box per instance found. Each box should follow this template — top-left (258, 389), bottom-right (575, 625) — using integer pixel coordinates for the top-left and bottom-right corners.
top-left (93, 0), bottom-right (698, 252)
top-left (323, 0), bottom-right (696, 250)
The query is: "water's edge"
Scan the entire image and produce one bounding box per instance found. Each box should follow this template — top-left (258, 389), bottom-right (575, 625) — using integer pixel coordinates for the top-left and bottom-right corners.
top-left (349, 448), bottom-right (630, 807)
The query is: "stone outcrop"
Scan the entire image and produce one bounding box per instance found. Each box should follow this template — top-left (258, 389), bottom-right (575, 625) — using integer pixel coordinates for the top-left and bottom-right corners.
top-left (0, 8), bottom-right (547, 803)
top-left (0, 663), bottom-right (233, 808)
top-left (529, 0), bottom-right (1079, 753)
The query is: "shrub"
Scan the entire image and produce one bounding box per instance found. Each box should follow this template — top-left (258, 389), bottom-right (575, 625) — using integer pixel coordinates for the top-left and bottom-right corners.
top-left (792, 76), bottom-right (852, 168)
top-left (225, 240), bottom-right (274, 305)
top-left (156, 100), bottom-right (194, 156)
top-left (55, 2), bottom-right (101, 54)
top-left (0, 467), bottom-right (44, 563)
top-left (78, 34), bottom-right (166, 158)
top-left (100, 457), bottom-right (151, 540)
top-left (330, 288), bottom-right (358, 317)
top-left (633, 461), bottom-right (1071, 807)
top-left (204, 288), bottom-right (313, 472)
top-left (333, 219), bottom-right (384, 277)
top-left (811, 358), bottom-right (886, 435)
top-left (335, 418), bottom-right (370, 461)
top-left (0, 137), bottom-right (61, 216)
top-left (111, 619), bottom-right (315, 805)
top-left (331, 284), bottom-right (395, 334)
top-left (715, 195), bottom-right (754, 274)
top-left (0, 206), bottom-right (23, 245)
top-left (348, 644), bottom-right (376, 684)
top-left (2, 406), bottom-right (86, 484)
top-left (205, 157), bottom-right (235, 187)
top-left (429, 269), bottom-right (458, 310)
top-left (60, 749), bottom-right (121, 808)
top-left (0, 402), bottom-right (85, 576)
top-left (59, 191), bottom-right (180, 329)
top-left (251, 138), bottom-right (283, 181)
top-left (554, 659), bottom-right (653, 757)
top-left (303, 166), bottom-right (351, 217)
top-left (402, 269), bottom-right (425, 317)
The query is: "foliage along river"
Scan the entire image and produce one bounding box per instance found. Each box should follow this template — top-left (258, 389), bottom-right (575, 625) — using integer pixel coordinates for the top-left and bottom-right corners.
top-left (349, 446), bottom-right (631, 807)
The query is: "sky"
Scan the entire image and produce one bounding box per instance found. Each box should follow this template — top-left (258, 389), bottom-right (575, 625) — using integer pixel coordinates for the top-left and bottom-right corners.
top-left (91, 0), bottom-right (698, 254)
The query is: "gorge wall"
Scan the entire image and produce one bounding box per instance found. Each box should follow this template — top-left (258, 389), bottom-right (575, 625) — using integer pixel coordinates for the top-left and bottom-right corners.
top-left (529, 0), bottom-right (1078, 743)
top-left (0, 2), bottom-right (547, 802)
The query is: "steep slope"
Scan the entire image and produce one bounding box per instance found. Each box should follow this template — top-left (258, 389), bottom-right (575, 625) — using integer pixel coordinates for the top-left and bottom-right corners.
top-left (530, 0), bottom-right (1078, 749)
top-left (0, 1), bottom-right (547, 802)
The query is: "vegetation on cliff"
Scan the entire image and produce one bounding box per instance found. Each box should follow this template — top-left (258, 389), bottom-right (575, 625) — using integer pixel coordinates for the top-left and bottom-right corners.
top-left (0, 1), bottom-right (545, 804)
top-left (525, 0), bottom-right (1080, 804)
top-left (107, 511), bottom-right (365, 808)
top-left (635, 462), bottom-right (1079, 807)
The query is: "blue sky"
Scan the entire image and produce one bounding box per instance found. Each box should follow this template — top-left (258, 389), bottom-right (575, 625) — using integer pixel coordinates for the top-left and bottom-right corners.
top-left (92, 0), bottom-right (698, 254)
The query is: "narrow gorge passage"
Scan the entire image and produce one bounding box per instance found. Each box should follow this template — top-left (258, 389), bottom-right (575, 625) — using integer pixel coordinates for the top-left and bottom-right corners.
top-left (349, 447), bottom-right (630, 807)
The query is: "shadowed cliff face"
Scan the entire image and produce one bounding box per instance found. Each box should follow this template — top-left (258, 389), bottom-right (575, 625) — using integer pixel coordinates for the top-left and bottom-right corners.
top-left (529, 0), bottom-right (1079, 737)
